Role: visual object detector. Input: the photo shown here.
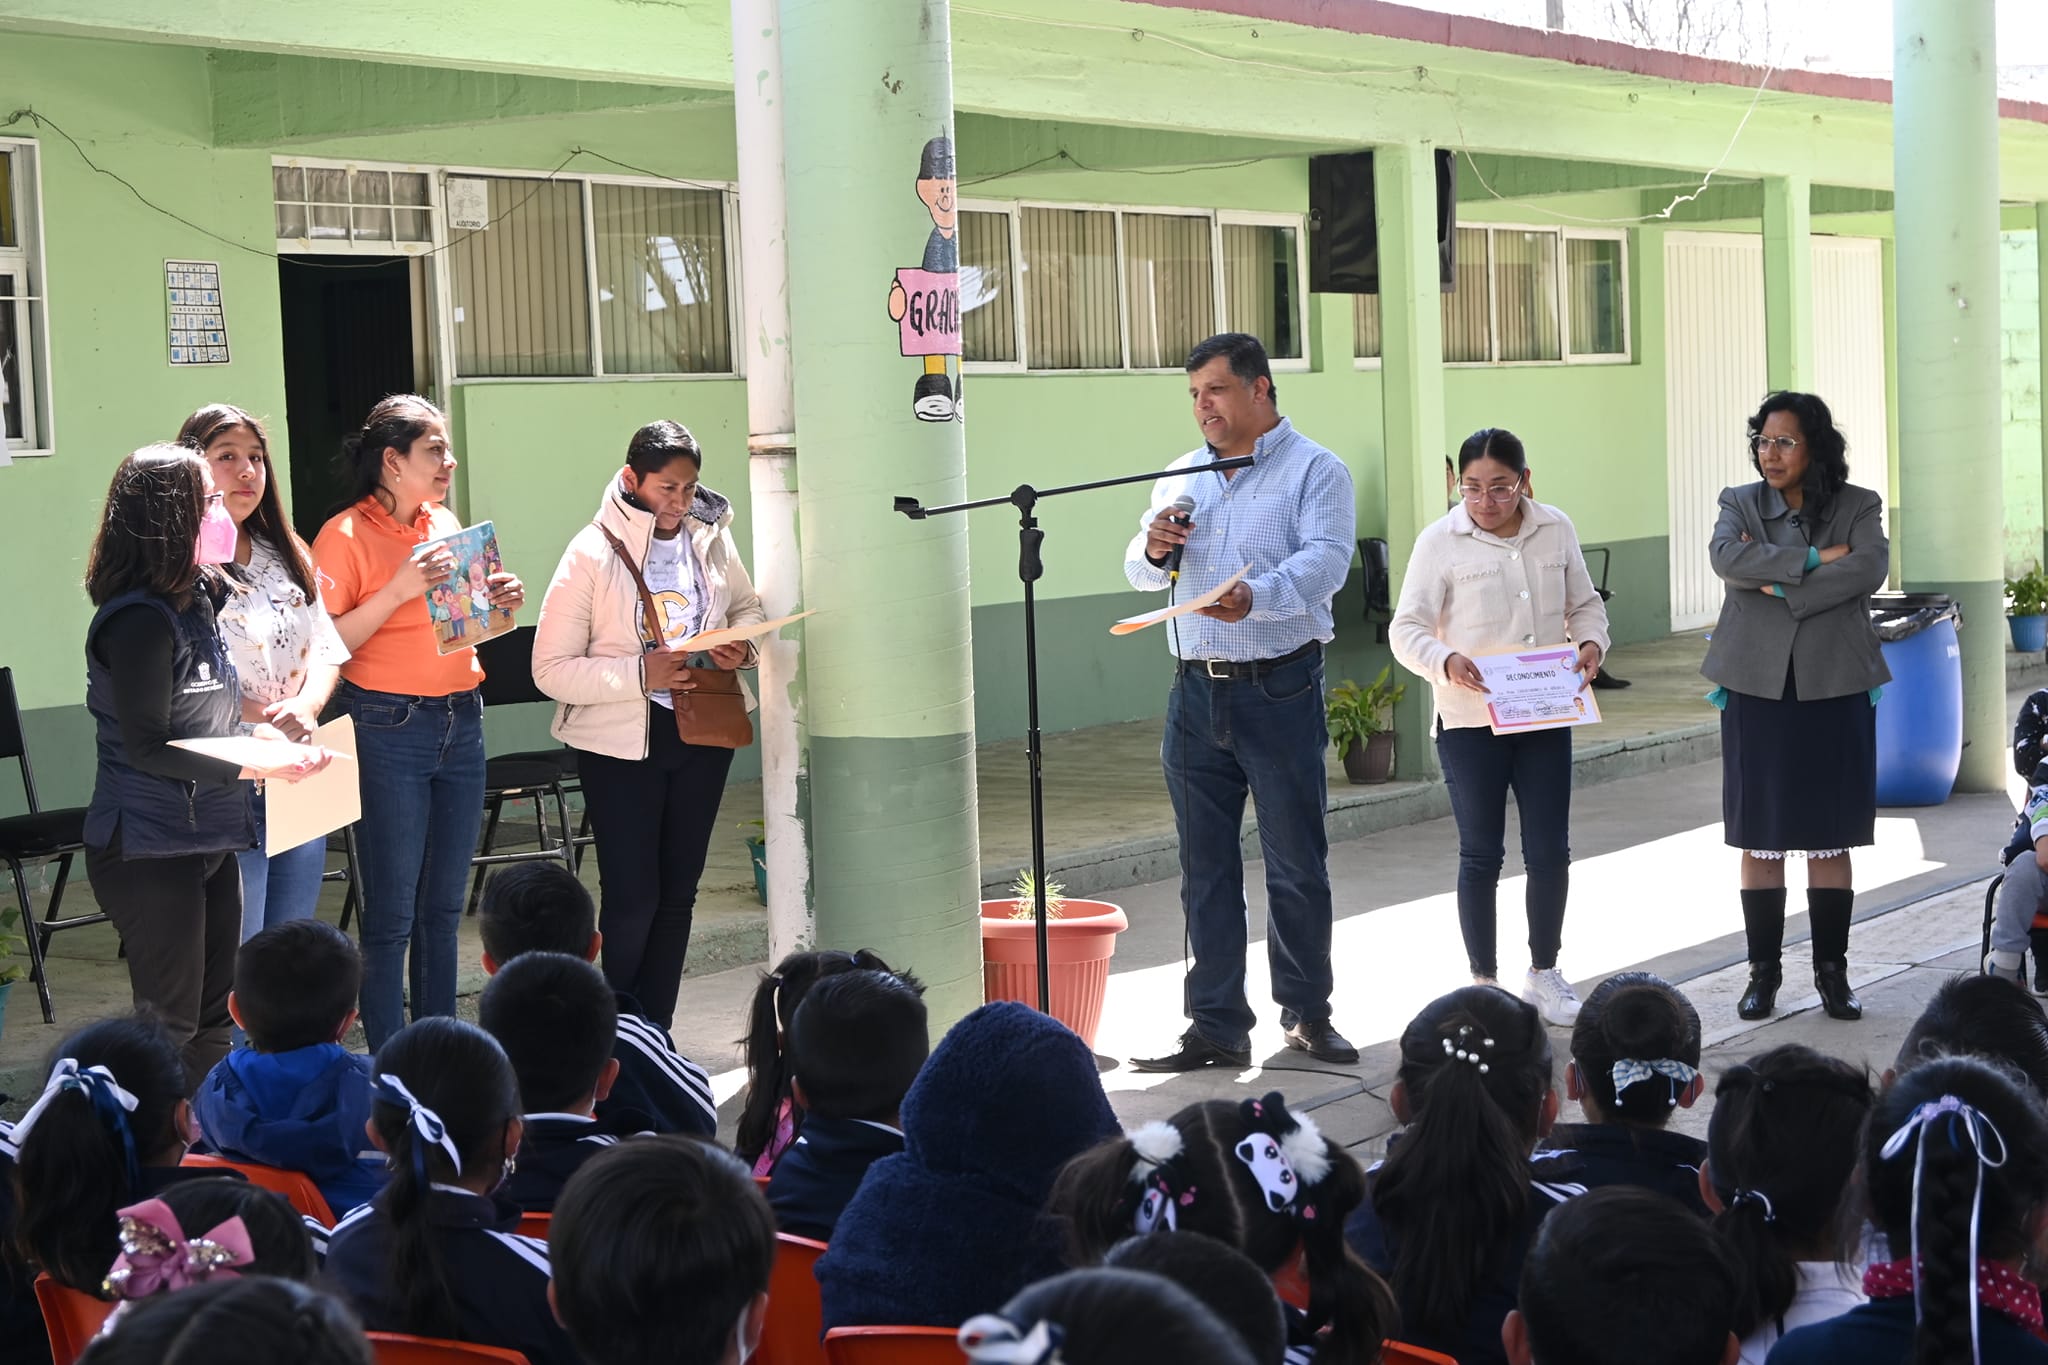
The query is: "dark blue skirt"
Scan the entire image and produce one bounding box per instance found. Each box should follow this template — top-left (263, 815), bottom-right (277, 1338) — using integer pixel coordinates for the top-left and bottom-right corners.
top-left (1721, 669), bottom-right (1877, 853)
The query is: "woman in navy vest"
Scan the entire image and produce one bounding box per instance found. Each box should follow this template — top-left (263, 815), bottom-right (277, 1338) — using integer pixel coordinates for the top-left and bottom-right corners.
top-left (82, 444), bottom-right (329, 1085)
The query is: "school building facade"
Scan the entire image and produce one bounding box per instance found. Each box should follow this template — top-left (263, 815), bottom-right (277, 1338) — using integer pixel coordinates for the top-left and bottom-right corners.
top-left (0, 0), bottom-right (2042, 1008)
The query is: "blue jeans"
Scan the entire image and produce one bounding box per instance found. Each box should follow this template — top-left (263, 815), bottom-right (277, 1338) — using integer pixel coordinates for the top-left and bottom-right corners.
top-left (1435, 723), bottom-right (1573, 978)
top-left (1162, 648), bottom-right (1334, 1052)
top-left (337, 681), bottom-right (485, 1051)
top-left (237, 789), bottom-right (329, 941)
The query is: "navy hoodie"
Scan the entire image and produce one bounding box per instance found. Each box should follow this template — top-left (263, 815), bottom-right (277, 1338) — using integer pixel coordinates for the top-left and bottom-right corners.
top-left (324, 1186), bottom-right (574, 1365)
top-left (501, 1109), bottom-right (652, 1214)
top-left (599, 991), bottom-right (717, 1138)
top-left (816, 1002), bottom-right (1121, 1330)
top-left (192, 1043), bottom-right (386, 1219)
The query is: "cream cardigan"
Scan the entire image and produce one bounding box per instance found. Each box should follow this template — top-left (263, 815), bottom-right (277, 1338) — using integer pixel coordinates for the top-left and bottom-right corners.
top-left (1389, 498), bottom-right (1611, 733)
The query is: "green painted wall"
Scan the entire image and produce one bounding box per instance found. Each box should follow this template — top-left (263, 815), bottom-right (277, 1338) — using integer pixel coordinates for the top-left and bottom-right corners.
top-left (3, 30), bottom-right (1698, 819)
top-left (2004, 231), bottom-right (2045, 577)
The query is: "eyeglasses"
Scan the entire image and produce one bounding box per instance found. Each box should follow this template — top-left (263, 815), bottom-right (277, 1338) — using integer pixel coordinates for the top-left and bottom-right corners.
top-left (1459, 476), bottom-right (1525, 505)
top-left (1750, 435), bottom-right (1802, 456)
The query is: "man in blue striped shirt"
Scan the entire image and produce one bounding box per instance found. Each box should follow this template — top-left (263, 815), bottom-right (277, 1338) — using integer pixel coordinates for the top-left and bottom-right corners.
top-left (1123, 332), bottom-right (1359, 1071)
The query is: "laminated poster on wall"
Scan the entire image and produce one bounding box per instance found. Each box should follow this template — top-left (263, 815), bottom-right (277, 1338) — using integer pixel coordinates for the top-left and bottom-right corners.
top-left (416, 521), bottom-right (518, 655)
top-left (165, 260), bottom-right (230, 366)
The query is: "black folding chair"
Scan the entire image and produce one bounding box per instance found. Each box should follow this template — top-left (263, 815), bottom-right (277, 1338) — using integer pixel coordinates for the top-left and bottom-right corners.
top-left (466, 628), bottom-right (580, 915)
top-left (0, 666), bottom-right (106, 1023)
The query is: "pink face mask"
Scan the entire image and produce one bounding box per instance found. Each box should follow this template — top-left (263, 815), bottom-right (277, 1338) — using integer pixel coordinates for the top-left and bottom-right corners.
top-left (195, 496), bottom-right (237, 566)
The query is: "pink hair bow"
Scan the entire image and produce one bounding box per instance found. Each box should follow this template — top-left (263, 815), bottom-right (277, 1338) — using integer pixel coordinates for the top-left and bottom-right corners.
top-left (101, 1198), bottom-right (255, 1300)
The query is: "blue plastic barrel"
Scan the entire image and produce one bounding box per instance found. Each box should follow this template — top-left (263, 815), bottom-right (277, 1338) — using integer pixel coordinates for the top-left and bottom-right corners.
top-left (1871, 592), bottom-right (1963, 807)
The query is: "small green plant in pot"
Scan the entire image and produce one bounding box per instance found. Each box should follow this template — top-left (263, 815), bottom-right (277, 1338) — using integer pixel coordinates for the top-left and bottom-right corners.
top-left (1006, 868), bottom-right (1067, 921)
top-left (1328, 665), bottom-right (1406, 785)
top-left (2009, 564), bottom-right (2048, 654)
top-left (739, 819), bottom-right (767, 906)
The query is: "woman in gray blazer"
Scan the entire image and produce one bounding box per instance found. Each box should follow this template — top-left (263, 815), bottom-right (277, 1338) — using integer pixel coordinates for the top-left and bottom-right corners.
top-left (1701, 391), bottom-right (1890, 1023)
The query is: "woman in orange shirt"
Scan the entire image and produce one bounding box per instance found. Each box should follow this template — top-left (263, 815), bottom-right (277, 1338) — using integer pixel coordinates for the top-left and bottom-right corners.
top-left (311, 395), bottom-right (523, 1049)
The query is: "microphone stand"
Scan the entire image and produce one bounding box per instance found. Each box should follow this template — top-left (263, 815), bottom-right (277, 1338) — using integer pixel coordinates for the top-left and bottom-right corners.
top-left (894, 454), bottom-right (1254, 1013)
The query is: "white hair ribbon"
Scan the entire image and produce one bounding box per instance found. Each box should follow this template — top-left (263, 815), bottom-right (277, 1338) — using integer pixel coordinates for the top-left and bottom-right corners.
top-left (12, 1058), bottom-right (139, 1144)
top-left (1611, 1058), bottom-right (1699, 1108)
top-left (374, 1073), bottom-right (464, 1177)
top-left (1877, 1094), bottom-right (2009, 1365)
top-left (958, 1316), bottom-right (1063, 1364)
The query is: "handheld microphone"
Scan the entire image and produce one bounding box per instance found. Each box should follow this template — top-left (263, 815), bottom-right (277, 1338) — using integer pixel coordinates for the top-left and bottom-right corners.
top-left (1163, 494), bottom-right (1197, 580)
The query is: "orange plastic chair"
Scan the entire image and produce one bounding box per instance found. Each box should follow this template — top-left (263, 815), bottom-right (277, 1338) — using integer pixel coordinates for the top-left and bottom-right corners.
top-left (365, 1332), bottom-right (530, 1365)
top-left (757, 1233), bottom-right (829, 1365)
top-left (824, 1326), bottom-right (966, 1364)
top-left (33, 1275), bottom-right (110, 1365)
top-left (181, 1152), bottom-right (338, 1225)
top-left (1381, 1342), bottom-right (1460, 1365)
top-left (514, 1212), bottom-right (550, 1240)
top-left (1271, 1241), bottom-right (1311, 1310)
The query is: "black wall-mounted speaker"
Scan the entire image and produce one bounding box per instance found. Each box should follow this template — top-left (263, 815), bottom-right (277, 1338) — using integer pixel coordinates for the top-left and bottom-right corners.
top-left (1308, 148), bottom-right (1458, 294)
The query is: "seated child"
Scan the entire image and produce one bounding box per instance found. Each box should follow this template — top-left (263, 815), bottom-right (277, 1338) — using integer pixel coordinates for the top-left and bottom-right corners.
top-left (79, 1277), bottom-right (374, 1365)
top-left (100, 1178), bottom-right (319, 1331)
top-left (322, 1017), bottom-right (576, 1365)
top-left (737, 946), bottom-right (921, 1175)
top-left (549, 1137), bottom-right (776, 1365)
top-left (816, 1001), bottom-right (1120, 1330)
top-left (1546, 972), bottom-right (1709, 1214)
top-left (1052, 1092), bottom-right (1394, 1365)
top-left (1893, 972), bottom-right (2048, 1093)
top-left (193, 920), bottom-right (384, 1218)
top-left (960, 1268), bottom-right (1255, 1365)
top-left (1346, 985), bottom-right (1581, 1365)
top-left (1987, 755), bottom-right (2048, 995)
top-left (1505, 1186), bottom-right (1744, 1365)
top-left (1102, 1233), bottom-right (1288, 1365)
top-left (478, 863), bottom-right (716, 1138)
top-left (1698, 1045), bottom-right (1871, 1365)
top-left (478, 951), bottom-right (650, 1212)
top-left (1771, 1054), bottom-right (2048, 1365)
top-left (766, 967), bottom-right (929, 1240)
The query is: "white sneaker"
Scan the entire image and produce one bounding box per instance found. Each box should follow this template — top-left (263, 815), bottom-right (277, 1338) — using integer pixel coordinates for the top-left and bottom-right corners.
top-left (1523, 967), bottom-right (1583, 1026)
top-left (1987, 950), bottom-right (2026, 986)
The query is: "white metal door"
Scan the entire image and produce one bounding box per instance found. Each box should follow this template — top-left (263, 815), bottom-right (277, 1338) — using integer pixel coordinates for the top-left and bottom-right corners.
top-left (1666, 232), bottom-right (1767, 630)
top-left (1811, 236), bottom-right (1889, 517)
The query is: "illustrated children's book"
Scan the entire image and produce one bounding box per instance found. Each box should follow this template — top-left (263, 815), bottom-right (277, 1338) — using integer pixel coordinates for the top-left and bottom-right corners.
top-left (419, 521), bottom-right (517, 654)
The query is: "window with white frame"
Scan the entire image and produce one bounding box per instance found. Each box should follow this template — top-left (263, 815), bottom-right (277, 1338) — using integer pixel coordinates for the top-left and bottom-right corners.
top-left (970, 203), bottom-right (1308, 372)
top-left (273, 164), bottom-right (434, 246)
top-left (0, 141), bottom-right (49, 452)
top-left (1352, 224), bottom-right (1628, 365)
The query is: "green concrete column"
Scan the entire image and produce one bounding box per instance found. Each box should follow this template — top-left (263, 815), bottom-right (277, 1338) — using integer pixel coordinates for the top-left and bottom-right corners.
top-left (1375, 142), bottom-right (1449, 781)
top-left (1894, 0), bottom-right (2005, 792)
top-left (1881, 234), bottom-right (1903, 582)
top-left (1762, 175), bottom-right (1815, 391)
top-left (2037, 206), bottom-right (2048, 569)
top-left (781, 0), bottom-right (982, 1020)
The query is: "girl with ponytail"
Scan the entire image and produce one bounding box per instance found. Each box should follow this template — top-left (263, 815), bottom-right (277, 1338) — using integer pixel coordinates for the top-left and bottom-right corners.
top-left (1770, 1053), bottom-right (2048, 1365)
top-left (1346, 985), bottom-right (1572, 1365)
top-left (1699, 1044), bottom-right (1870, 1364)
top-left (1049, 1092), bottom-right (1395, 1365)
top-left (11, 1014), bottom-right (199, 1292)
top-left (321, 1018), bottom-right (574, 1365)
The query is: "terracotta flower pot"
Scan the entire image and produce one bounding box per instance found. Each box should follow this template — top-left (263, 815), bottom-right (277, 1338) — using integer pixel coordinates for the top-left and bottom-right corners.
top-left (1341, 732), bottom-right (1396, 784)
top-left (980, 898), bottom-right (1129, 1049)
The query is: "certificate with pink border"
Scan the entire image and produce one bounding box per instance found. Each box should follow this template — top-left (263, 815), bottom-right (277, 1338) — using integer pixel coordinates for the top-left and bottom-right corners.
top-left (1475, 646), bottom-right (1602, 735)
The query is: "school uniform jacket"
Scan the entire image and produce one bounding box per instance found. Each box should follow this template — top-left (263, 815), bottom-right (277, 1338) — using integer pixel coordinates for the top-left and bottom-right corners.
top-left (598, 991), bottom-right (718, 1138)
top-left (323, 1186), bottom-right (576, 1365)
top-left (1540, 1122), bottom-right (1710, 1216)
top-left (766, 1115), bottom-right (905, 1241)
top-left (503, 1110), bottom-right (652, 1214)
top-left (1767, 1297), bottom-right (2048, 1365)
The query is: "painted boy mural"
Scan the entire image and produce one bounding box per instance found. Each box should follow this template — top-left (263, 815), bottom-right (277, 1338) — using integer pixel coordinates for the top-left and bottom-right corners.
top-left (886, 134), bottom-right (962, 422)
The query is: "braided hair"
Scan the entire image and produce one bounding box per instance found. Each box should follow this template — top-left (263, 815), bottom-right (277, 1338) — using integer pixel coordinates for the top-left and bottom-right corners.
top-left (1372, 985), bottom-right (1554, 1340)
top-left (1048, 1092), bottom-right (1395, 1365)
top-left (1866, 1055), bottom-right (2048, 1365)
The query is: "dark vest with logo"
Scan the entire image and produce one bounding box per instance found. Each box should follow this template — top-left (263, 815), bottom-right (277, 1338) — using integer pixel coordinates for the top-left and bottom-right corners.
top-left (84, 588), bottom-right (253, 858)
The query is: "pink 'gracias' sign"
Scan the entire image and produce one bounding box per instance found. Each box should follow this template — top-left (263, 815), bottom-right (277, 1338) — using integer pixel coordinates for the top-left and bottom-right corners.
top-left (895, 268), bottom-right (961, 357)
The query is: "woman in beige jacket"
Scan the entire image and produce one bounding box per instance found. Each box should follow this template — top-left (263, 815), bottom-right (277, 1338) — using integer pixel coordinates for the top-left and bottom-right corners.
top-left (1390, 428), bottom-right (1609, 1026)
top-left (532, 420), bottom-right (765, 1027)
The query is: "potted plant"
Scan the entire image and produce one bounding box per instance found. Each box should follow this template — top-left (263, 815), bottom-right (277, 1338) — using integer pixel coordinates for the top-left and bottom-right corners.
top-left (2010, 564), bottom-right (2048, 654)
top-left (980, 869), bottom-right (1128, 1049)
top-left (1328, 665), bottom-right (1406, 784)
top-left (0, 905), bottom-right (25, 1044)
top-left (740, 820), bottom-right (767, 906)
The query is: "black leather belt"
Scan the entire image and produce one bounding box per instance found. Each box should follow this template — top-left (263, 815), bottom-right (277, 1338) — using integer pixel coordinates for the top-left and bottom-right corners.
top-left (1178, 641), bottom-right (1320, 681)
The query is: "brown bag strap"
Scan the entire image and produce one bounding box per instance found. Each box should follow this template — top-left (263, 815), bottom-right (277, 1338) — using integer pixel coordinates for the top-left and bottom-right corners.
top-left (596, 524), bottom-right (671, 695)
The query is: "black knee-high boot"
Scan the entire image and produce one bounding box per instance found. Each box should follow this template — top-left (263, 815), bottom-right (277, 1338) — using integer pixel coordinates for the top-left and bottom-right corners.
top-left (1738, 888), bottom-right (1786, 1020)
top-left (1809, 886), bottom-right (1861, 1020)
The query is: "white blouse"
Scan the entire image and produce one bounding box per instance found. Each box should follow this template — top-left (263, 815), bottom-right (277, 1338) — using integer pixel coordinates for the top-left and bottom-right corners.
top-left (216, 535), bottom-right (350, 730)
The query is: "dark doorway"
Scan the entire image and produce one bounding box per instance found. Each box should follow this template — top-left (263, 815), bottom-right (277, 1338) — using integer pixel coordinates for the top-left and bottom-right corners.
top-left (277, 255), bottom-right (417, 541)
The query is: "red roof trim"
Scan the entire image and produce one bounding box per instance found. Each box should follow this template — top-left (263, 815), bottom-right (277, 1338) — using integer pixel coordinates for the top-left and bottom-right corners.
top-left (1143, 0), bottom-right (2048, 124)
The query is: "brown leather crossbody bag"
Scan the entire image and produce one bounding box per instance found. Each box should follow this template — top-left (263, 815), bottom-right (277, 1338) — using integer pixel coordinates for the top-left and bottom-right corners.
top-left (596, 524), bottom-right (753, 750)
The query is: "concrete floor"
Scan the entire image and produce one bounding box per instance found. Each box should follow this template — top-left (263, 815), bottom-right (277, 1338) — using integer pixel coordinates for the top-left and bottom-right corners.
top-left (4, 632), bottom-right (2037, 1149)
